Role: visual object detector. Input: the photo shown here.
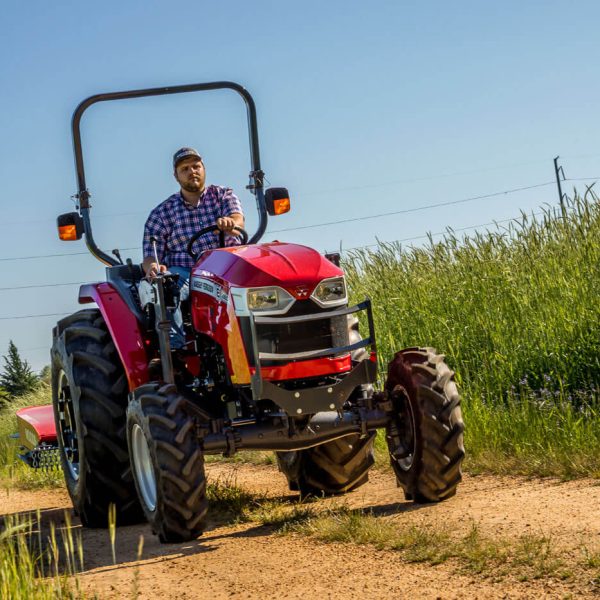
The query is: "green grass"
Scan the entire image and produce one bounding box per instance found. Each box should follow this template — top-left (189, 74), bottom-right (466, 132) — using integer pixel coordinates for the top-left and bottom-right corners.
top-left (206, 476), bottom-right (315, 527)
top-left (0, 512), bottom-right (87, 599)
top-left (346, 192), bottom-right (600, 478)
top-left (286, 507), bottom-right (581, 582)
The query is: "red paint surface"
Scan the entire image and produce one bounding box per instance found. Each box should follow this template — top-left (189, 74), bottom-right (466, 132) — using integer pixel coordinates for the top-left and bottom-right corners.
top-left (190, 274), bottom-right (252, 383)
top-left (190, 244), bottom-right (350, 383)
top-left (16, 405), bottom-right (57, 443)
top-left (79, 283), bottom-right (149, 390)
top-left (193, 242), bottom-right (342, 298)
top-left (255, 355), bottom-right (352, 381)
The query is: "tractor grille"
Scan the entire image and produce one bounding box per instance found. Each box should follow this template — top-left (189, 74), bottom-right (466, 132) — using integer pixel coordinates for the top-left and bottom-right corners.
top-left (255, 301), bottom-right (349, 363)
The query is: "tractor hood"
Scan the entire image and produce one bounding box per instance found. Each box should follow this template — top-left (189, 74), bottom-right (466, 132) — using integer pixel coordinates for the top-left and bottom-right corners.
top-left (192, 242), bottom-right (343, 297)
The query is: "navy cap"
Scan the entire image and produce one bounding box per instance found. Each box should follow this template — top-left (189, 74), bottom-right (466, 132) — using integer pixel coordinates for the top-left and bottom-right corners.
top-left (173, 147), bottom-right (202, 168)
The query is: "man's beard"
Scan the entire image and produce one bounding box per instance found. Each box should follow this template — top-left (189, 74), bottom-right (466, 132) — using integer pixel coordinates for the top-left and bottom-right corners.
top-left (181, 180), bottom-right (204, 193)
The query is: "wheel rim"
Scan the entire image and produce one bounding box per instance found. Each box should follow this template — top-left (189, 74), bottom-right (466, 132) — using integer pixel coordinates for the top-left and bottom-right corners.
top-left (57, 369), bottom-right (79, 481)
top-left (391, 386), bottom-right (417, 471)
top-left (131, 424), bottom-right (157, 511)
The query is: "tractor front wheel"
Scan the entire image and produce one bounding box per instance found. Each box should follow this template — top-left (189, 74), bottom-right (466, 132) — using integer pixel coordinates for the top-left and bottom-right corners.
top-left (276, 433), bottom-right (375, 497)
top-left (385, 347), bottom-right (464, 502)
top-left (126, 384), bottom-right (209, 543)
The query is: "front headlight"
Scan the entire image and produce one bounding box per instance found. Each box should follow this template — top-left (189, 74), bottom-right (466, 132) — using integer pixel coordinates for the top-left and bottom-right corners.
top-left (311, 276), bottom-right (347, 307)
top-left (246, 286), bottom-right (295, 314)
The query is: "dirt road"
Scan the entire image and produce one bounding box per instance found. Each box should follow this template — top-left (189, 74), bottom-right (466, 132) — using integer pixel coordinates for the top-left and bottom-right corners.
top-left (2, 464), bottom-right (600, 599)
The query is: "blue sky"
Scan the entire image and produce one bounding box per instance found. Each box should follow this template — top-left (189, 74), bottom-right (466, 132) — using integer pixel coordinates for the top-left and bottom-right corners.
top-left (1, 0), bottom-right (599, 371)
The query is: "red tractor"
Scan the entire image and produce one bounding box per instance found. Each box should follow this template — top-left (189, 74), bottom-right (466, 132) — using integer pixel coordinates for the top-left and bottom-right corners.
top-left (21, 82), bottom-right (464, 542)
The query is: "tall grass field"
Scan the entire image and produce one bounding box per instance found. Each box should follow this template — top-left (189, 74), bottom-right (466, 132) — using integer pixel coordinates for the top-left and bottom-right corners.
top-left (345, 192), bottom-right (600, 478)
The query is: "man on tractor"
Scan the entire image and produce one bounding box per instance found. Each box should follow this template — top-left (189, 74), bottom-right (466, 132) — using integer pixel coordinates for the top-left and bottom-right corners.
top-left (141, 147), bottom-right (245, 349)
top-left (47, 82), bottom-right (463, 543)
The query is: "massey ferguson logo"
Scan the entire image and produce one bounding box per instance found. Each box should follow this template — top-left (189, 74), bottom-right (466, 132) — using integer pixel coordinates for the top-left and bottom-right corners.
top-left (295, 286), bottom-right (310, 298)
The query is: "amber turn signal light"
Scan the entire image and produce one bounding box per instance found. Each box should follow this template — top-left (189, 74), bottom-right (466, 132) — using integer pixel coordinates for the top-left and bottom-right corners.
top-left (265, 187), bottom-right (291, 216)
top-left (58, 224), bottom-right (78, 241)
top-left (57, 212), bottom-right (84, 241)
top-left (272, 197), bottom-right (290, 215)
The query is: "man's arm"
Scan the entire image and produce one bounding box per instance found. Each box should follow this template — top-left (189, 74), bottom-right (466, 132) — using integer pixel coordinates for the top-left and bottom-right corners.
top-left (142, 208), bottom-right (168, 277)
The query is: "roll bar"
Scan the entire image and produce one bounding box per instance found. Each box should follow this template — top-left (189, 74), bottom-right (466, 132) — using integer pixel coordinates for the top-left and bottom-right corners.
top-left (71, 81), bottom-right (268, 266)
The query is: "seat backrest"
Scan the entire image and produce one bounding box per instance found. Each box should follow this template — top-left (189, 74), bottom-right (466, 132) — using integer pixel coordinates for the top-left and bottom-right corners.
top-left (105, 264), bottom-right (145, 322)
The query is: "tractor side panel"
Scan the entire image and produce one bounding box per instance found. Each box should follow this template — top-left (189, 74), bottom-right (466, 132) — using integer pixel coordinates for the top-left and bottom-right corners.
top-left (79, 283), bottom-right (149, 390)
top-left (190, 275), bottom-right (252, 384)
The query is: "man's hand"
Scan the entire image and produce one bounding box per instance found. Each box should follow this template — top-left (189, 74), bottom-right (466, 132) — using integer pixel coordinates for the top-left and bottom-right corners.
top-left (216, 216), bottom-right (237, 232)
top-left (216, 213), bottom-right (245, 235)
top-left (143, 257), bottom-right (167, 279)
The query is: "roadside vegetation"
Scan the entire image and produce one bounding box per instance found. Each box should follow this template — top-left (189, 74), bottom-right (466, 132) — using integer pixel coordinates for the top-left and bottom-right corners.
top-left (205, 477), bottom-right (600, 588)
top-left (0, 512), bottom-right (86, 599)
top-left (346, 192), bottom-right (600, 478)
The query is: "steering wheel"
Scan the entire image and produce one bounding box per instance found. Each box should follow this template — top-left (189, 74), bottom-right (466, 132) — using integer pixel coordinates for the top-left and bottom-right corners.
top-left (186, 224), bottom-right (248, 261)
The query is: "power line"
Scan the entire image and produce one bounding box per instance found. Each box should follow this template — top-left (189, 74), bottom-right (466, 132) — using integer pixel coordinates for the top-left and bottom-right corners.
top-left (1, 155), bottom-right (565, 228)
top-left (0, 247), bottom-right (139, 263)
top-left (1, 175), bottom-right (597, 265)
top-left (268, 181), bottom-right (555, 234)
top-left (0, 196), bottom-right (582, 320)
top-left (0, 281), bottom-right (86, 292)
top-left (0, 312), bottom-right (71, 321)
top-left (343, 211), bottom-right (545, 252)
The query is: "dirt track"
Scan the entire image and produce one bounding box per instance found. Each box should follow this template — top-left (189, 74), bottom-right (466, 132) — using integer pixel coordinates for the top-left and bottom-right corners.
top-left (3, 464), bottom-right (600, 599)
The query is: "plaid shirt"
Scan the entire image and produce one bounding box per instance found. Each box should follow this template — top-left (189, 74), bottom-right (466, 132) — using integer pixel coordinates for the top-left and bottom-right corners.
top-left (143, 185), bottom-right (243, 268)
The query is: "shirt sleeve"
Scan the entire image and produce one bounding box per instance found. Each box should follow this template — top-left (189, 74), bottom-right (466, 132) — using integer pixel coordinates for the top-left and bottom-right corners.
top-left (143, 207), bottom-right (168, 264)
top-left (220, 187), bottom-right (243, 216)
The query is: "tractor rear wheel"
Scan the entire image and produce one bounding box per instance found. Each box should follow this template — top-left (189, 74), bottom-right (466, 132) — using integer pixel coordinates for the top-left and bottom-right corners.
top-left (276, 433), bottom-right (375, 496)
top-left (51, 309), bottom-right (143, 527)
top-left (385, 347), bottom-right (464, 502)
top-left (126, 384), bottom-right (209, 543)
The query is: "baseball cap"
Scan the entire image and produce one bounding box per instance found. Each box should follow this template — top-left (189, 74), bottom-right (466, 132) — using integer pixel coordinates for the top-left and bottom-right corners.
top-left (173, 147), bottom-right (202, 168)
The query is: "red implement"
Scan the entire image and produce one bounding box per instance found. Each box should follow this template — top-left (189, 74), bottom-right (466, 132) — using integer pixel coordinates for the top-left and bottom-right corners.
top-left (16, 405), bottom-right (57, 448)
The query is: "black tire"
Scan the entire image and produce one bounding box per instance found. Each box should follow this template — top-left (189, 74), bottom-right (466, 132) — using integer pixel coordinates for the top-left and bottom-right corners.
top-left (126, 383), bottom-right (208, 543)
top-left (51, 309), bottom-right (143, 527)
top-left (385, 347), bottom-right (464, 502)
top-left (276, 433), bottom-right (376, 496)
top-left (277, 315), bottom-right (375, 496)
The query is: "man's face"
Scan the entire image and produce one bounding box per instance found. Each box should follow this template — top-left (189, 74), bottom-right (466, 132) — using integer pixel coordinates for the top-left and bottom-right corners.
top-left (175, 157), bottom-right (205, 193)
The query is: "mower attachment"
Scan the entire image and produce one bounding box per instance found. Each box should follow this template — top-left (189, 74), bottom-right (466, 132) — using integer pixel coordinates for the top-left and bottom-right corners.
top-left (14, 405), bottom-right (60, 470)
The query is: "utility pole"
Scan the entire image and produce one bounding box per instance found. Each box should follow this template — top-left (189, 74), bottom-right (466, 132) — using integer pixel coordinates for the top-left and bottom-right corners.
top-left (553, 156), bottom-right (567, 215)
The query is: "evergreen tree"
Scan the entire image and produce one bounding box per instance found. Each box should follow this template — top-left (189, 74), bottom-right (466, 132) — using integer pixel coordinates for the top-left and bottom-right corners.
top-left (0, 341), bottom-right (39, 398)
top-left (39, 364), bottom-right (51, 386)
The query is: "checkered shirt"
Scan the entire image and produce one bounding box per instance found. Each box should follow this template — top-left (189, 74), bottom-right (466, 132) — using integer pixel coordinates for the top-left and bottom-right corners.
top-left (143, 185), bottom-right (243, 268)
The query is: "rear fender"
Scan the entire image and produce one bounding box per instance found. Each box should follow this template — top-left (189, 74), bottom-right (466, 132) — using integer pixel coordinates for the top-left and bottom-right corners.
top-left (79, 283), bottom-right (149, 390)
